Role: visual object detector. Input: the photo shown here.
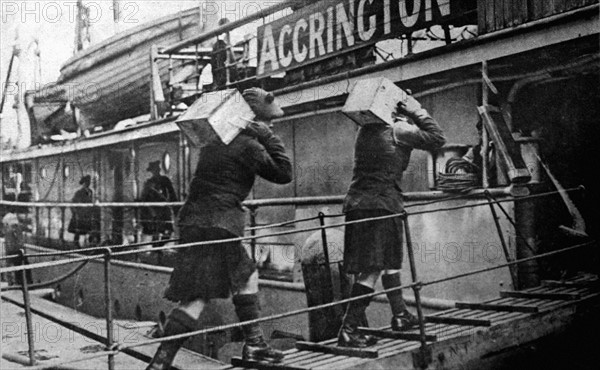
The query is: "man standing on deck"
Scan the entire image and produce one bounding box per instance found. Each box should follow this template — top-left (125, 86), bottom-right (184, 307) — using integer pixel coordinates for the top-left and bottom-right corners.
top-left (338, 93), bottom-right (446, 348)
top-left (68, 175), bottom-right (100, 248)
top-left (140, 161), bottom-right (178, 244)
top-left (146, 88), bottom-right (292, 369)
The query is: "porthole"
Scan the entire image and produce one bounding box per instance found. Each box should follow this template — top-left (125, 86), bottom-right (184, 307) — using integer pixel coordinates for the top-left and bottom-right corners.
top-left (63, 165), bottom-right (70, 179)
top-left (162, 152), bottom-right (171, 172)
top-left (40, 167), bottom-right (48, 180)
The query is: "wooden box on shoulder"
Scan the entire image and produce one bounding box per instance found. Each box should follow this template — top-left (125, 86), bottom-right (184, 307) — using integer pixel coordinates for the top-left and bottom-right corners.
top-left (176, 89), bottom-right (255, 146)
top-left (342, 77), bottom-right (408, 126)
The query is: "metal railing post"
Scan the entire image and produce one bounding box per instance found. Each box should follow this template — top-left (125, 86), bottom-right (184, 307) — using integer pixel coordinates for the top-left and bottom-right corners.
top-left (402, 213), bottom-right (432, 369)
top-left (19, 249), bottom-right (36, 366)
top-left (484, 192), bottom-right (518, 288)
top-left (103, 248), bottom-right (115, 370)
top-left (318, 212), bottom-right (334, 283)
top-left (249, 207), bottom-right (257, 263)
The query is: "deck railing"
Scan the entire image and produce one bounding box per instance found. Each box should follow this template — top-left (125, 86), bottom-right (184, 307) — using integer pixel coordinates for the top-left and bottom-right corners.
top-left (0, 185), bottom-right (594, 369)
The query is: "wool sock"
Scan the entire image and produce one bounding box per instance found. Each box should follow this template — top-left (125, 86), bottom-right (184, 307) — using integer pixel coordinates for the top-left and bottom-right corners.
top-left (382, 272), bottom-right (406, 316)
top-left (233, 294), bottom-right (263, 344)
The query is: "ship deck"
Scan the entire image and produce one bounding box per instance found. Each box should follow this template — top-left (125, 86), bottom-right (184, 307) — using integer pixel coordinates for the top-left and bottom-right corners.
top-left (2, 274), bottom-right (598, 370)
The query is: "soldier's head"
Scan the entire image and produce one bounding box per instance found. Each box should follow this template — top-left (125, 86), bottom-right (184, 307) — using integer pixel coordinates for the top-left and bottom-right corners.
top-left (80, 175), bottom-right (91, 187)
top-left (242, 88), bottom-right (284, 121)
top-left (147, 161), bottom-right (161, 176)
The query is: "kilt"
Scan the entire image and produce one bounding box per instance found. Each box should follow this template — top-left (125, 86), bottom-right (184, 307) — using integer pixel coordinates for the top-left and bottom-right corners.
top-left (164, 227), bottom-right (256, 302)
top-left (344, 209), bottom-right (404, 274)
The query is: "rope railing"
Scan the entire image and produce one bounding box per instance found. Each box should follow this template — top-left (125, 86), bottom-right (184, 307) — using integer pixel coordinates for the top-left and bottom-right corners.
top-left (1, 186), bottom-right (523, 262)
top-left (0, 186), bottom-right (585, 274)
top-left (0, 186), bottom-right (593, 370)
top-left (0, 186), bottom-right (520, 209)
top-left (14, 240), bottom-right (596, 370)
top-left (0, 237), bottom-right (180, 262)
top-left (116, 240), bottom-right (595, 350)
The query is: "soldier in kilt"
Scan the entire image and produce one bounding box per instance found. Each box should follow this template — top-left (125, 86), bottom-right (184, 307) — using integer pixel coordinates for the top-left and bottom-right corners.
top-left (146, 88), bottom-right (292, 369)
top-left (338, 94), bottom-right (446, 348)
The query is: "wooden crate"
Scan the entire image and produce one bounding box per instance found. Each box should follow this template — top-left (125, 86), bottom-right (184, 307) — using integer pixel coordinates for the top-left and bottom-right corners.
top-left (342, 77), bottom-right (408, 126)
top-left (176, 89), bottom-right (255, 146)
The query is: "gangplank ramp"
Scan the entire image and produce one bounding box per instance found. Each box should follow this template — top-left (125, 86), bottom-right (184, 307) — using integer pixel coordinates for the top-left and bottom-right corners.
top-left (229, 274), bottom-right (599, 370)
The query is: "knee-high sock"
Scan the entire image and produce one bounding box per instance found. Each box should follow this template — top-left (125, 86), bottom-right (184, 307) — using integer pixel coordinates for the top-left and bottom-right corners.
top-left (382, 272), bottom-right (406, 316)
top-left (233, 294), bottom-right (263, 343)
top-left (342, 283), bottom-right (374, 329)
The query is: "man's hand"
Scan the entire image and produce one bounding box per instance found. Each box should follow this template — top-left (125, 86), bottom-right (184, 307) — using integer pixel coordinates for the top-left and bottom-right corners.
top-left (244, 120), bottom-right (273, 144)
top-left (396, 95), bottom-right (424, 118)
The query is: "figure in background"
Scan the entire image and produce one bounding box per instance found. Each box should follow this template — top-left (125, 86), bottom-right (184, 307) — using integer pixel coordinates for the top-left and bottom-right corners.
top-left (140, 161), bottom-right (178, 247)
top-left (1, 212), bottom-right (32, 285)
top-left (68, 175), bottom-right (100, 248)
top-left (338, 94), bottom-right (446, 348)
top-left (3, 167), bottom-right (22, 214)
top-left (146, 88), bottom-right (292, 369)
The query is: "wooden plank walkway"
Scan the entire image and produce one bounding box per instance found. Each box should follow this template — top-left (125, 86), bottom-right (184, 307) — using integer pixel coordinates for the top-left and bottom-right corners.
top-left (1, 274), bottom-right (597, 369)
top-left (228, 274), bottom-right (599, 370)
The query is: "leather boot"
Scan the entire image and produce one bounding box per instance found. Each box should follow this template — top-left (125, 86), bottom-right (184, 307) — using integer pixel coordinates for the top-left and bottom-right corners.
top-left (382, 273), bottom-right (419, 331)
top-left (242, 335), bottom-right (284, 363)
top-left (233, 294), bottom-right (284, 363)
top-left (337, 284), bottom-right (378, 348)
top-left (390, 309), bottom-right (420, 332)
top-left (146, 309), bottom-right (194, 370)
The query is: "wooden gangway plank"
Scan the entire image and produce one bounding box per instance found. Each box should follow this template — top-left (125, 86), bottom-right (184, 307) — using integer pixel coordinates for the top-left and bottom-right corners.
top-left (499, 290), bottom-right (582, 300)
top-left (455, 302), bottom-right (540, 313)
top-left (227, 275), bottom-right (600, 370)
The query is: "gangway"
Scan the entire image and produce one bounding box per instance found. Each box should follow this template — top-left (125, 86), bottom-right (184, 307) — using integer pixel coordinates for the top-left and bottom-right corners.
top-left (1, 187), bottom-right (597, 369)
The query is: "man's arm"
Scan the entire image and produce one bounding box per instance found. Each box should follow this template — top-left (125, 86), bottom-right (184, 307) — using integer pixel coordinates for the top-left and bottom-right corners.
top-left (393, 96), bottom-right (446, 151)
top-left (245, 122), bottom-right (292, 184)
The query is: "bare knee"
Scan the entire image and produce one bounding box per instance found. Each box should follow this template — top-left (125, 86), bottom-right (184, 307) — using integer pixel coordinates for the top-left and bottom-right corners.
top-left (178, 298), bottom-right (206, 320)
top-left (236, 270), bottom-right (259, 295)
top-left (356, 271), bottom-right (381, 289)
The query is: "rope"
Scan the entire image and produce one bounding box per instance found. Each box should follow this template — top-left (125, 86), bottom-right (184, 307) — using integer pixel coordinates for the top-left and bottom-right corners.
top-left (1, 261), bottom-right (89, 291)
top-left (0, 186), bottom-right (585, 274)
top-left (0, 237), bottom-right (180, 261)
top-left (246, 214), bottom-right (322, 231)
top-left (436, 172), bottom-right (479, 193)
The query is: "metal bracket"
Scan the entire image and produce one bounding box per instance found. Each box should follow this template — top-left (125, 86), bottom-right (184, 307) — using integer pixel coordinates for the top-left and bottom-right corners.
top-left (412, 345), bottom-right (432, 370)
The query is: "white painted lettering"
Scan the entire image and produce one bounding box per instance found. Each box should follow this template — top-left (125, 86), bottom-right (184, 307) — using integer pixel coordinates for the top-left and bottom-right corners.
top-left (293, 19), bottom-right (309, 63)
top-left (358, 0), bottom-right (376, 41)
top-left (399, 0), bottom-right (422, 28)
top-left (309, 12), bottom-right (326, 59)
top-left (278, 24), bottom-right (293, 67)
top-left (335, 0), bottom-right (355, 51)
top-left (326, 7), bottom-right (334, 53)
top-left (383, 0), bottom-right (391, 34)
top-left (258, 25), bottom-right (279, 75)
